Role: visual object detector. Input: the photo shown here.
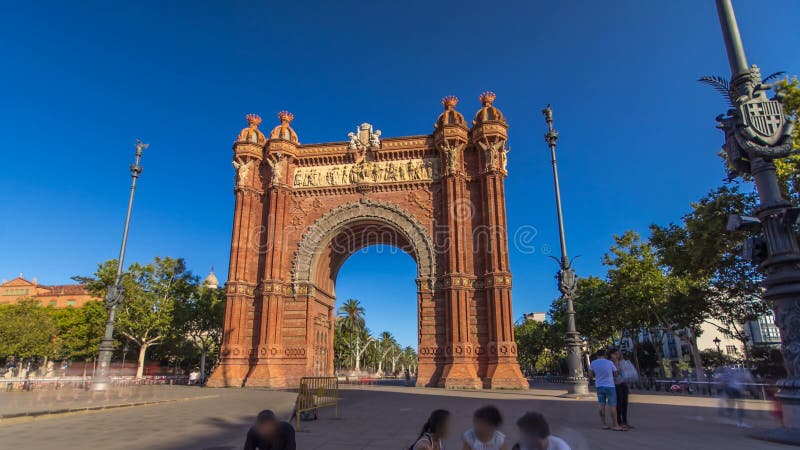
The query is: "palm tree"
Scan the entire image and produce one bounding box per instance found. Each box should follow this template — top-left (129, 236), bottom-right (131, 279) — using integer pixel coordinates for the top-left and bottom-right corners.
top-left (337, 299), bottom-right (365, 369)
top-left (402, 346), bottom-right (418, 375)
top-left (375, 331), bottom-right (398, 376)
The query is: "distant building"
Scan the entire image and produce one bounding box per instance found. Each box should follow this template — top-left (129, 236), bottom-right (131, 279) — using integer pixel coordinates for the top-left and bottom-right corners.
top-left (697, 312), bottom-right (781, 357)
top-left (522, 312), bottom-right (547, 323)
top-left (0, 274), bottom-right (100, 308)
top-left (203, 267), bottom-right (219, 289)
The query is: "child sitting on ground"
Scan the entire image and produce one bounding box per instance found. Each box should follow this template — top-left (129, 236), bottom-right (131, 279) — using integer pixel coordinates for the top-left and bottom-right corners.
top-left (462, 405), bottom-right (509, 450)
top-left (512, 411), bottom-right (570, 450)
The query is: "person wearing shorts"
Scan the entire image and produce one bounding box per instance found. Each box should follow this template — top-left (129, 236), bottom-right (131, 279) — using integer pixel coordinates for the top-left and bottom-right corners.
top-left (589, 349), bottom-right (623, 431)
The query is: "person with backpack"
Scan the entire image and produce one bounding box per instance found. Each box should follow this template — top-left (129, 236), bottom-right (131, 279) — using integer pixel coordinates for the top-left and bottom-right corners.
top-left (411, 409), bottom-right (451, 449)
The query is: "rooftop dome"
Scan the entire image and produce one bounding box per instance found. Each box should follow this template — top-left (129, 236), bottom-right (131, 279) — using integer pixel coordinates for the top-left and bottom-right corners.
top-left (203, 268), bottom-right (219, 289)
top-left (236, 114), bottom-right (267, 145)
top-left (472, 91), bottom-right (506, 126)
top-left (269, 111), bottom-right (299, 143)
top-left (434, 95), bottom-right (466, 129)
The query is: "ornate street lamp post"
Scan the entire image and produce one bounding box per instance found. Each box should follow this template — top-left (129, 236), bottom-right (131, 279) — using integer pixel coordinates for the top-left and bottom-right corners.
top-left (708, 0), bottom-right (799, 442)
top-left (90, 140), bottom-right (148, 391)
top-left (542, 105), bottom-right (588, 397)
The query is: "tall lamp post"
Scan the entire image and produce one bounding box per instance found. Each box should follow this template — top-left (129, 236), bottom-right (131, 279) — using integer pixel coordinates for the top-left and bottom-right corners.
top-left (91, 139), bottom-right (148, 391)
top-left (542, 105), bottom-right (588, 397)
top-left (709, 0), bottom-right (800, 442)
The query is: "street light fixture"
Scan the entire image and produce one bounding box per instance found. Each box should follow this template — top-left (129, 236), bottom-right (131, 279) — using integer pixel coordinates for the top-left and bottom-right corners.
top-left (713, 337), bottom-right (722, 355)
top-left (90, 140), bottom-right (148, 391)
top-left (542, 105), bottom-right (588, 397)
top-left (708, 0), bottom-right (800, 442)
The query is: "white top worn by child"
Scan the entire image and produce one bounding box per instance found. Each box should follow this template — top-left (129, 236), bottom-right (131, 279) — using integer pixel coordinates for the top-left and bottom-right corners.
top-left (463, 428), bottom-right (506, 450)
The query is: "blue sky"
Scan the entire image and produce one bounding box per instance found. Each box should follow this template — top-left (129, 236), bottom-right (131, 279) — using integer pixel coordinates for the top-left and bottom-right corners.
top-left (2, 1), bottom-right (799, 348)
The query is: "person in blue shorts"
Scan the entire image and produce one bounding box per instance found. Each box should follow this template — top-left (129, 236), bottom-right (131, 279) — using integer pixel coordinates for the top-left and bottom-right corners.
top-left (588, 349), bottom-right (624, 431)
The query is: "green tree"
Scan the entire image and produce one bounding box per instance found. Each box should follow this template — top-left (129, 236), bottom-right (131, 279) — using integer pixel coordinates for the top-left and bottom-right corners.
top-left (774, 77), bottom-right (800, 200)
top-left (700, 348), bottom-right (738, 370)
top-left (651, 185), bottom-right (767, 362)
top-left (514, 319), bottom-right (549, 374)
top-left (0, 299), bottom-right (60, 364)
top-left (336, 299), bottom-right (366, 369)
top-left (402, 346), bottom-right (417, 375)
top-left (80, 257), bottom-right (195, 378)
top-left (175, 283), bottom-right (225, 381)
top-left (52, 301), bottom-right (106, 368)
top-left (375, 331), bottom-right (398, 376)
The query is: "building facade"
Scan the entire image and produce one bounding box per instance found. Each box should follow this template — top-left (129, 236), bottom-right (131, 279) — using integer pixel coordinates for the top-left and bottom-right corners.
top-left (208, 93), bottom-right (526, 389)
top-left (0, 275), bottom-right (99, 308)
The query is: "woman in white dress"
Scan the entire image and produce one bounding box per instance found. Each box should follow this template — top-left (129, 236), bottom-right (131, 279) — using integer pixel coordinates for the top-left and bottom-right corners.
top-left (412, 409), bottom-right (451, 450)
top-left (462, 405), bottom-right (509, 450)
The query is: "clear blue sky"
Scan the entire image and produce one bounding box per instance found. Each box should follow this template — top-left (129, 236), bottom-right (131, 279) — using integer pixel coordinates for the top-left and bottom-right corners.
top-left (2, 1), bottom-right (799, 348)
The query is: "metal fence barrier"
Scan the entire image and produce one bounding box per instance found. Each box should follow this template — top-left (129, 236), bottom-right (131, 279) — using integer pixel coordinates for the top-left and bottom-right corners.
top-left (295, 376), bottom-right (338, 430)
top-left (529, 375), bottom-right (774, 400)
top-left (0, 375), bottom-right (190, 392)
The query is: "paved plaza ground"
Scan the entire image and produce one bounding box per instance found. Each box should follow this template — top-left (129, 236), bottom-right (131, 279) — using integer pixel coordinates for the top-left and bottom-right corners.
top-left (0, 385), bottom-right (787, 449)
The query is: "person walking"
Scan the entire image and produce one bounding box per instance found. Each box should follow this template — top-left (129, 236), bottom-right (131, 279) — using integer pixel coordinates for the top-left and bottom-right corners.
top-left (243, 410), bottom-right (296, 450)
top-left (588, 349), bottom-right (623, 431)
top-left (608, 348), bottom-right (633, 430)
top-left (411, 409), bottom-right (451, 450)
top-left (462, 405), bottom-right (509, 450)
top-left (511, 411), bottom-right (570, 450)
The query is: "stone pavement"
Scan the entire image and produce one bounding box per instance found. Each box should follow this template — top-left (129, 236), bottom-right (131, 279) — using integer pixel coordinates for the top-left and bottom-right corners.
top-left (0, 385), bottom-right (786, 450)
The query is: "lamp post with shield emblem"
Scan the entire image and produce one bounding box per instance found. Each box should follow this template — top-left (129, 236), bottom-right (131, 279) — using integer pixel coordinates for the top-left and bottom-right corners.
top-left (542, 104), bottom-right (588, 397)
top-left (706, 0), bottom-right (800, 442)
top-left (90, 139), bottom-right (148, 391)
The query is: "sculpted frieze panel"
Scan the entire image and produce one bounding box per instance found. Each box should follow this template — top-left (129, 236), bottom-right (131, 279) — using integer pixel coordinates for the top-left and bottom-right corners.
top-left (292, 158), bottom-right (439, 188)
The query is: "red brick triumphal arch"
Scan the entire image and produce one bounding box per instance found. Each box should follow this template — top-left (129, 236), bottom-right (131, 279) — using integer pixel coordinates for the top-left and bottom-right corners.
top-left (207, 92), bottom-right (527, 389)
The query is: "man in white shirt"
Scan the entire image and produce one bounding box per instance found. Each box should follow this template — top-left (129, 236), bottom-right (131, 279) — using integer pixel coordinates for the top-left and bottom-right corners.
top-left (588, 349), bottom-right (622, 431)
top-left (513, 411), bottom-right (571, 450)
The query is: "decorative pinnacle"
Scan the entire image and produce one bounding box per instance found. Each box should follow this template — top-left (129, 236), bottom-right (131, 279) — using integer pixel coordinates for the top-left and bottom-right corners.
top-left (542, 104), bottom-right (559, 147)
top-left (134, 139), bottom-right (149, 154)
top-left (245, 114), bottom-right (262, 127)
top-left (479, 91), bottom-right (496, 106)
top-left (277, 111), bottom-right (294, 123)
top-left (441, 95), bottom-right (459, 109)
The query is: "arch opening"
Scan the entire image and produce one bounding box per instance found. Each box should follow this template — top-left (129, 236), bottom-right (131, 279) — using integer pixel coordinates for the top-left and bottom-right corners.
top-left (291, 200), bottom-right (440, 383)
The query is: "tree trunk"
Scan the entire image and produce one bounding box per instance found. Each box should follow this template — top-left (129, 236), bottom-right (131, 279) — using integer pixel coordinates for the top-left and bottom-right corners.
top-left (200, 350), bottom-right (207, 385)
top-left (136, 344), bottom-right (148, 379)
top-left (631, 336), bottom-right (642, 377)
top-left (688, 335), bottom-right (705, 382)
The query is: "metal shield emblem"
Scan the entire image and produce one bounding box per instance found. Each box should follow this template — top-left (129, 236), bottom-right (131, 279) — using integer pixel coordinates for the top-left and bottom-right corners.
top-left (741, 99), bottom-right (785, 145)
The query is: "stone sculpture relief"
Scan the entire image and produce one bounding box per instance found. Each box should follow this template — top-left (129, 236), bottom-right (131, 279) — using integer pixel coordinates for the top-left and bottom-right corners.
top-left (439, 142), bottom-right (464, 175)
top-left (292, 158), bottom-right (439, 188)
top-left (265, 152), bottom-right (285, 185)
top-left (232, 159), bottom-right (254, 186)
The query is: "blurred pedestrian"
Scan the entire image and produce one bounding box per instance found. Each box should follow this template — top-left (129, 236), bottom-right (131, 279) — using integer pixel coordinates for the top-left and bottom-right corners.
top-left (411, 409), bottom-right (450, 450)
top-left (462, 405), bottom-right (509, 450)
top-left (719, 366), bottom-right (753, 428)
top-left (512, 411), bottom-right (570, 450)
top-left (243, 409), bottom-right (296, 450)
